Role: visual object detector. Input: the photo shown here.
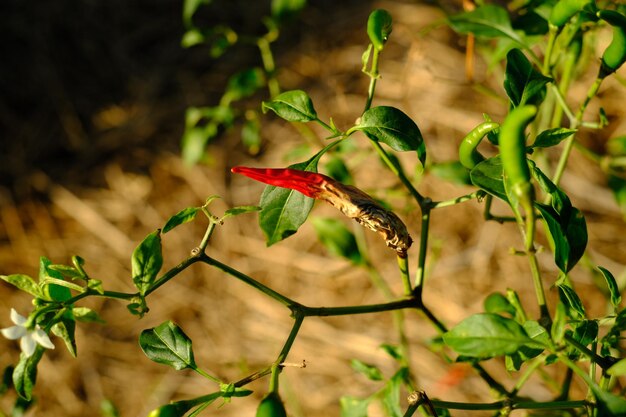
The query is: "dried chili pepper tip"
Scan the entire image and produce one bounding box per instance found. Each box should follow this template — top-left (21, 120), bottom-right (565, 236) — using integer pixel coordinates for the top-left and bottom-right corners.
top-left (231, 166), bottom-right (328, 198)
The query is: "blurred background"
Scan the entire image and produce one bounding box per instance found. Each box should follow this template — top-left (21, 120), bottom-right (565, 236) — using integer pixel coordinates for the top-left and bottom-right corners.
top-left (1, 0), bottom-right (625, 416)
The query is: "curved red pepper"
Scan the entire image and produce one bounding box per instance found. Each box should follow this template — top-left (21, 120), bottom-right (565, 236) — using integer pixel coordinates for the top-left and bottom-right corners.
top-left (230, 166), bottom-right (327, 198)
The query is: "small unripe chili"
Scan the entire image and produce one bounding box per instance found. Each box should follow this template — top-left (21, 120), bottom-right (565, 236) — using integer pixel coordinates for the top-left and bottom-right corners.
top-left (498, 105), bottom-right (537, 212)
top-left (549, 0), bottom-right (590, 27)
top-left (597, 10), bottom-right (626, 77)
top-left (458, 121), bottom-right (500, 170)
top-left (256, 392), bottom-right (287, 417)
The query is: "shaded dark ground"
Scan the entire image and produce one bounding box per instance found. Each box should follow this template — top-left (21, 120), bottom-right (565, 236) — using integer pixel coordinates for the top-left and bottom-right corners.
top-left (0, 1), bottom-right (625, 417)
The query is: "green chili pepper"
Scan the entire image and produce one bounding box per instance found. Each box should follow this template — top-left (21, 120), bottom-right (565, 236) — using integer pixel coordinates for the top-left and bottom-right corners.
top-left (598, 10), bottom-right (626, 77)
top-left (458, 121), bottom-right (500, 170)
top-left (367, 9), bottom-right (392, 51)
top-left (499, 105), bottom-right (537, 212)
top-left (256, 392), bottom-right (287, 417)
top-left (549, 0), bottom-right (591, 27)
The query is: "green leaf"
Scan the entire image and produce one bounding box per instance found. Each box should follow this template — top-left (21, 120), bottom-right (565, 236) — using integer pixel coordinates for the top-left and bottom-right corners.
top-left (258, 142), bottom-right (338, 245)
top-left (380, 343), bottom-right (403, 362)
top-left (532, 128), bottom-right (576, 148)
top-left (262, 90), bottom-right (317, 122)
top-left (221, 205), bottom-right (261, 220)
top-left (132, 230), bottom-right (163, 295)
top-left (381, 368), bottom-right (407, 417)
top-left (607, 358), bottom-right (626, 377)
top-left (271, 0), bottom-right (306, 22)
top-left (163, 207), bottom-right (199, 234)
top-left (448, 5), bottom-right (526, 46)
top-left (139, 321), bottom-right (196, 371)
top-left (367, 9), bottom-right (392, 51)
top-left (430, 161), bottom-right (472, 185)
top-left (443, 313), bottom-right (541, 358)
top-left (572, 320), bottom-right (598, 346)
top-left (226, 68), bottom-right (265, 101)
top-left (324, 156), bottom-right (353, 185)
top-left (557, 282), bottom-right (586, 319)
top-left (52, 318), bottom-right (77, 357)
top-left (72, 306), bottom-right (106, 324)
top-left (484, 292), bottom-right (516, 316)
top-left (591, 383), bottom-right (626, 416)
top-left (13, 348), bottom-right (44, 400)
top-left (39, 257), bottom-right (72, 301)
top-left (147, 401), bottom-right (196, 417)
top-left (536, 204), bottom-right (587, 273)
top-left (183, 0), bottom-right (211, 28)
top-left (597, 266), bottom-right (622, 308)
top-left (355, 106), bottom-right (426, 165)
top-left (0, 274), bottom-right (41, 297)
top-left (350, 359), bottom-right (383, 381)
top-left (340, 396), bottom-right (370, 417)
top-left (504, 48), bottom-right (552, 107)
top-left (312, 218), bottom-right (364, 265)
top-left (470, 156), bottom-right (508, 202)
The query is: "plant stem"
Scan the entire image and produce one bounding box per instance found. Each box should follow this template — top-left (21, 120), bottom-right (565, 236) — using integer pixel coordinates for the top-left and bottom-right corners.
top-left (430, 399), bottom-right (588, 411)
top-left (145, 256), bottom-right (203, 296)
top-left (200, 254), bottom-right (296, 307)
top-left (552, 77), bottom-right (603, 186)
top-left (271, 313), bottom-right (304, 392)
top-left (371, 141), bottom-right (425, 205)
top-left (431, 191), bottom-right (483, 209)
top-left (363, 47), bottom-right (380, 112)
top-left (413, 206), bottom-right (431, 299)
top-left (301, 298), bottom-right (417, 317)
top-left (563, 332), bottom-right (615, 370)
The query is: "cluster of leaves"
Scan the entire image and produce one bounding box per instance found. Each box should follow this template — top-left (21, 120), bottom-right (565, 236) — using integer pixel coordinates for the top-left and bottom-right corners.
top-left (180, 0), bottom-right (306, 164)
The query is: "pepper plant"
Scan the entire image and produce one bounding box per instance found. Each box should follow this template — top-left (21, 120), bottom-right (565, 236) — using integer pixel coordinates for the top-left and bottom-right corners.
top-left (2, 2), bottom-right (626, 417)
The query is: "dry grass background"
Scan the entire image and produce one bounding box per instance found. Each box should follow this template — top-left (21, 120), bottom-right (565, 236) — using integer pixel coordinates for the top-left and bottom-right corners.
top-left (1, 1), bottom-right (625, 416)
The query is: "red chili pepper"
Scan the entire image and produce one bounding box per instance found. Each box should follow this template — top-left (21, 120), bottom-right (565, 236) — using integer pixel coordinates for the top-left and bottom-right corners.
top-left (231, 166), bottom-right (412, 255)
top-left (230, 166), bottom-right (328, 198)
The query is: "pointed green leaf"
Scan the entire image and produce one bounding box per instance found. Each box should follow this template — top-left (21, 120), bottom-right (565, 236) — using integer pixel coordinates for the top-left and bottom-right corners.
top-left (262, 90), bottom-right (317, 122)
top-left (13, 348), bottom-right (44, 400)
top-left (39, 257), bottom-right (72, 301)
top-left (132, 230), bottom-right (163, 295)
top-left (367, 9), bottom-right (392, 51)
top-left (258, 142), bottom-right (338, 245)
top-left (557, 283), bottom-right (586, 319)
top-left (504, 49), bottom-right (552, 107)
top-left (532, 128), bottom-right (577, 148)
top-left (0, 274), bottom-right (41, 297)
top-left (52, 319), bottom-right (77, 357)
top-left (312, 218), bottom-right (364, 265)
top-left (163, 207), bottom-right (199, 233)
top-left (484, 292), bottom-right (516, 316)
top-left (607, 358), bottom-right (626, 377)
top-left (443, 313), bottom-right (540, 358)
top-left (73, 307), bottom-right (106, 324)
top-left (355, 106), bottom-right (426, 165)
top-left (350, 359), bottom-right (383, 381)
top-left (597, 266), bottom-right (622, 308)
top-left (381, 368), bottom-right (408, 417)
top-left (448, 5), bottom-right (526, 46)
top-left (221, 205), bottom-right (261, 220)
top-left (139, 321), bottom-right (196, 371)
top-left (470, 156), bottom-right (508, 202)
top-left (536, 204), bottom-right (587, 273)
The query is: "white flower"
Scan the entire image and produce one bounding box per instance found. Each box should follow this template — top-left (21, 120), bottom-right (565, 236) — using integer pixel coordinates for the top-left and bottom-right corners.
top-left (1, 309), bottom-right (55, 357)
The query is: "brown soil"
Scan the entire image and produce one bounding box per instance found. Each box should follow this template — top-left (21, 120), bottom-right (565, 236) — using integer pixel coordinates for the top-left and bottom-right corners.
top-left (1, 1), bottom-right (625, 416)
